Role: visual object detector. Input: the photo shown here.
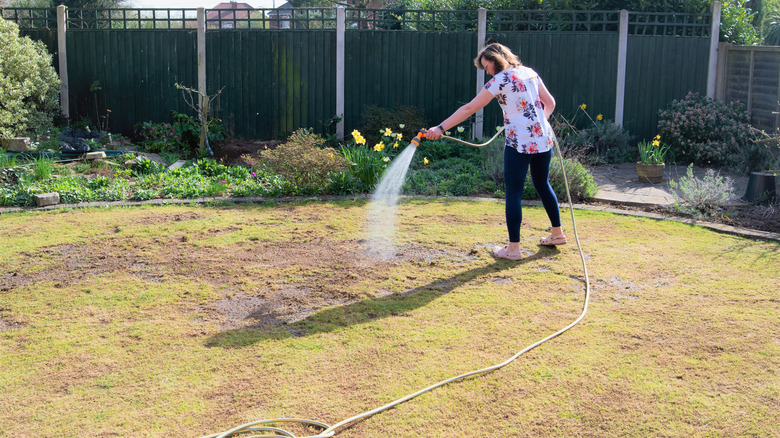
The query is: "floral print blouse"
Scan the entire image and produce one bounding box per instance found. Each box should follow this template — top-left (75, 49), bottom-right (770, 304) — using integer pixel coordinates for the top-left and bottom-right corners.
top-left (483, 66), bottom-right (554, 154)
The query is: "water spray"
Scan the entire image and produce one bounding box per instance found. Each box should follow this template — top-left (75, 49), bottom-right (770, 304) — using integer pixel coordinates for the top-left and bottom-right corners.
top-left (201, 129), bottom-right (591, 438)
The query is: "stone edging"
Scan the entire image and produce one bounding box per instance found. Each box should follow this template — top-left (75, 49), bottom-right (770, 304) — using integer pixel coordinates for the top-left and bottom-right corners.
top-left (1, 195), bottom-right (778, 243)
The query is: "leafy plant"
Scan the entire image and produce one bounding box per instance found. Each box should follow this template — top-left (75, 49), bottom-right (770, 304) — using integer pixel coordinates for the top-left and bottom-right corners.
top-left (0, 18), bottom-right (61, 138)
top-left (657, 92), bottom-right (755, 168)
top-left (261, 128), bottom-right (348, 189)
top-left (637, 135), bottom-right (669, 165)
top-left (669, 164), bottom-right (735, 217)
top-left (553, 105), bottom-right (633, 164)
top-left (362, 104), bottom-right (428, 146)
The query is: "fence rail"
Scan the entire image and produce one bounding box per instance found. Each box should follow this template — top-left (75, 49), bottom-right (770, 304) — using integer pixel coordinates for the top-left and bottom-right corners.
top-left (2, 7), bottom-right (711, 35)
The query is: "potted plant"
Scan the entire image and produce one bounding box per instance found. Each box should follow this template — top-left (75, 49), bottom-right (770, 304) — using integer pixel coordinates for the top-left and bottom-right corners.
top-left (636, 135), bottom-right (669, 183)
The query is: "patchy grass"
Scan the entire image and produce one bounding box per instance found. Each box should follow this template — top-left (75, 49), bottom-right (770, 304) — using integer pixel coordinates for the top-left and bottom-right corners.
top-left (0, 200), bottom-right (778, 437)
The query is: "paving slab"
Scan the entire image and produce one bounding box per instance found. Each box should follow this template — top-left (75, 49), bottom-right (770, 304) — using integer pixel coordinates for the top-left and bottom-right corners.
top-left (588, 163), bottom-right (750, 207)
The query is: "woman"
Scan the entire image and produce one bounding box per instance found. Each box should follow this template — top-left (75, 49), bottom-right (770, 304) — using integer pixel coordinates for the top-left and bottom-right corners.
top-left (426, 42), bottom-right (566, 260)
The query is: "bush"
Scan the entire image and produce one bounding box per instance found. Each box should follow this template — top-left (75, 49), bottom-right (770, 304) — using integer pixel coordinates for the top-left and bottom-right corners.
top-left (669, 165), bottom-right (735, 217)
top-left (657, 92), bottom-right (755, 168)
top-left (261, 128), bottom-right (348, 189)
top-left (0, 18), bottom-right (61, 138)
top-left (362, 104), bottom-right (428, 146)
top-left (552, 108), bottom-right (633, 164)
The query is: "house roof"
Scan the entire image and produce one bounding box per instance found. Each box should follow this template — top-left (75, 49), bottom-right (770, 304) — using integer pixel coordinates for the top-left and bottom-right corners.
top-left (207, 1), bottom-right (254, 21)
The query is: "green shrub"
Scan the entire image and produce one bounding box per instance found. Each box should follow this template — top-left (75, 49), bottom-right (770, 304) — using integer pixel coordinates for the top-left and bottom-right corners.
top-left (0, 18), bottom-right (61, 138)
top-left (361, 104), bottom-right (428, 146)
top-left (657, 92), bottom-right (755, 168)
top-left (261, 128), bottom-right (348, 188)
top-left (669, 165), bottom-right (735, 217)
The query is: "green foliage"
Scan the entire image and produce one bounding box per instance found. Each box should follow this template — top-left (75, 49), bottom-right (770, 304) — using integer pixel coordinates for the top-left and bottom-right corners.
top-left (553, 107), bottom-right (634, 164)
top-left (0, 18), bottom-right (61, 138)
top-left (134, 112), bottom-right (227, 158)
top-left (261, 128), bottom-right (348, 189)
top-left (361, 104), bottom-right (428, 146)
top-left (721, 0), bottom-right (761, 44)
top-left (637, 135), bottom-right (670, 164)
top-left (31, 156), bottom-right (54, 181)
top-left (669, 164), bottom-right (735, 217)
top-left (657, 92), bottom-right (755, 168)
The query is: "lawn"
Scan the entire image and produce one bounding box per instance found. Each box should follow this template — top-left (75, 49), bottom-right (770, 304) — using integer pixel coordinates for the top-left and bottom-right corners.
top-left (0, 199), bottom-right (778, 437)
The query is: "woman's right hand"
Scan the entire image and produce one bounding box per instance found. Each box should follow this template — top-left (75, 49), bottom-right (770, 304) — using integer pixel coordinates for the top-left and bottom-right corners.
top-left (425, 125), bottom-right (444, 140)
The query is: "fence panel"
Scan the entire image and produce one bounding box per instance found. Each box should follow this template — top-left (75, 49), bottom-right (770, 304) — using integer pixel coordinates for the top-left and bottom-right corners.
top-left (343, 31), bottom-right (475, 135)
top-left (207, 30), bottom-right (337, 139)
top-left (65, 30), bottom-right (198, 135)
top-left (723, 46), bottom-right (780, 133)
top-left (483, 32), bottom-right (619, 133)
top-left (624, 35), bottom-right (710, 141)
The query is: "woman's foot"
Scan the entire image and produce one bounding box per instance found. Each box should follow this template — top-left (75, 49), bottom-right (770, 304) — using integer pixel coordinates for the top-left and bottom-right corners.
top-left (540, 234), bottom-right (567, 246)
top-left (492, 245), bottom-right (522, 260)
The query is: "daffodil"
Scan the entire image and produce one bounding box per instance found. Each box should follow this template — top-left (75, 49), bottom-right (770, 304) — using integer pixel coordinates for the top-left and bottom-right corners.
top-left (445, 131), bottom-right (451, 135)
top-left (655, 134), bottom-right (661, 140)
top-left (382, 157), bottom-right (390, 162)
top-left (652, 139), bottom-right (660, 147)
top-left (396, 133), bottom-right (403, 140)
top-left (384, 128), bottom-right (392, 136)
top-left (597, 114), bottom-right (603, 121)
top-left (457, 126), bottom-right (465, 133)
top-left (423, 157), bottom-right (429, 165)
top-left (399, 124), bottom-right (405, 129)
top-left (393, 142), bottom-right (399, 148)
top-left (580, 103), bottom-right (587, 110)
top-left (374, 143), bottom-right (383, 151)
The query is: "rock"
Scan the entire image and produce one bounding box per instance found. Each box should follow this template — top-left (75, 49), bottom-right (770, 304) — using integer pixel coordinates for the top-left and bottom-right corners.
top-left (168, 160), bottom-right (188, 170)
top-left (34, 192), bottom-right (60, 207)
top-left (85, 151), bottom-right (107, 160)
top-left (2, 137), bottom-right (31, 152)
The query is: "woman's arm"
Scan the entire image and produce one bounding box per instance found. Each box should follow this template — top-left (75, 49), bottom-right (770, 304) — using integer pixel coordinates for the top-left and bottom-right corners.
top-left (538, 81), bottom-right (555, 120)
top-left (426, 88), bottom-right (494, 140)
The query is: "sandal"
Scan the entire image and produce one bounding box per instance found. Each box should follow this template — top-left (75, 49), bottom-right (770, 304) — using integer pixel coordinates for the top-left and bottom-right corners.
top-left (540, 235), bottom-right (567, 246)
top-left (492, 245), bottom-right (522, 260)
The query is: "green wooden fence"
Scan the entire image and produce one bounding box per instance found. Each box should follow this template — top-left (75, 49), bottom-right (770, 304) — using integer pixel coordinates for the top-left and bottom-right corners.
top-left (4, 6), bottom-right (714, 143)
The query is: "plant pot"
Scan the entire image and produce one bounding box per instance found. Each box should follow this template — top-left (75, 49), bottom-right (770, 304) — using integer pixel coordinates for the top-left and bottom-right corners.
top-left (636, 162), bottom-right (665, 184)
top-left (742, 171), bottom-right (777, 204)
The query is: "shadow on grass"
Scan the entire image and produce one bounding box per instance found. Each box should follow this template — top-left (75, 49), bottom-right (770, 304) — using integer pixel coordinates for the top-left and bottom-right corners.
top-left (205, 247), bottom-right (560, 348)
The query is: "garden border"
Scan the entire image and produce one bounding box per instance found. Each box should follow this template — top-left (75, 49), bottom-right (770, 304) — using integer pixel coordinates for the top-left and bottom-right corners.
top-left (1, 195), bottom-right (777, 243)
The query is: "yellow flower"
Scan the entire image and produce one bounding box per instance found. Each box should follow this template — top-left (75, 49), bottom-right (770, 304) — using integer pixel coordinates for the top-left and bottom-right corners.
top-left (329, 152), bottom-right (334, 159)
top-left (597, 114), bottom-right (603, 121)
top-left (445, 131), bottom-right (451, 135)
top-left (393, 142), bottom-right (399, 148)
top-left (384, 128), bottom-right (392, 136)
top-left (396, 133), bottom-right (403, 140)
top-left (580, 103), bottom-right (587, 110)
top-left (373, 143), bottom-right (384, 152)
top-left (655, 134), bottom-right (661, 140)
top-left (423, 157), bottom-right (429, 165)
top-left (355, 136), bottom-right (365, 145)
top-left (652, 139), bottom-right (660, 147)
top-left (457, 126), bottom-right (465, 133)
top-left (351, 129), bottom-right (360, 138)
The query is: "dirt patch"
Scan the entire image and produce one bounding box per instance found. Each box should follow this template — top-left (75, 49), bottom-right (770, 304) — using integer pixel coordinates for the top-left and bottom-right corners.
top-left (212, 138), bottom-right (280, 166)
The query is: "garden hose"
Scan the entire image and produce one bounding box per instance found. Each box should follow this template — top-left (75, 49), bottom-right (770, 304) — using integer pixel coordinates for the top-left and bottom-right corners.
top-left (201, 131), bottom-right (591, 438)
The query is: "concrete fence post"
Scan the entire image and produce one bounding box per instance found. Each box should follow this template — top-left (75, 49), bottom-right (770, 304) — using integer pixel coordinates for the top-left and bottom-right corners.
top-left (707, 1), bottom-right (722, 98)
top-left (57, 5), bottom-right (69, 119)
top-left (197, 8), bottom-right (207, 117)
top-left (474, 8), bottom-right (487, 140)
top-left (615, 9), bottom-right (628, 127)
top-left (336, 7), bottom-right (345, 141)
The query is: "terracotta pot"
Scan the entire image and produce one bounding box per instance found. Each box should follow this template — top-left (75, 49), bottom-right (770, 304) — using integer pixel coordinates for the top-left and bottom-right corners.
top-left (636, 162), bottom-right (665, 184)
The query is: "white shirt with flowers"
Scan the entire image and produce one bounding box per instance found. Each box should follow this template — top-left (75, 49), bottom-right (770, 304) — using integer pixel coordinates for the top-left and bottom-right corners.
top-left (483, 66), bottom-right (554, 154)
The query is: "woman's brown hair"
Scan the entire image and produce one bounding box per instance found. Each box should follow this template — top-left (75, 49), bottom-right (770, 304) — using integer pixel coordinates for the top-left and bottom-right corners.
top-left (473, 42), bottom-right (522, 72)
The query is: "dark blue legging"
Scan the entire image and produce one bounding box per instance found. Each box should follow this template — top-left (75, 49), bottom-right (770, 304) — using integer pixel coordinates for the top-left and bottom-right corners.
top-left (504, 147), bottom-right (561, 242)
